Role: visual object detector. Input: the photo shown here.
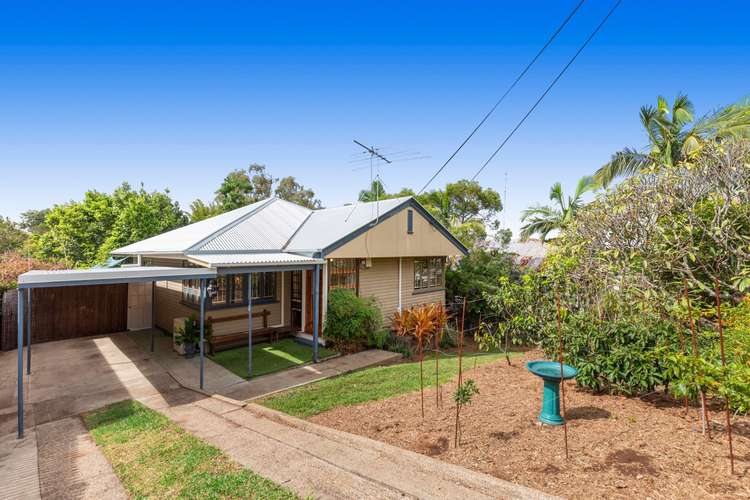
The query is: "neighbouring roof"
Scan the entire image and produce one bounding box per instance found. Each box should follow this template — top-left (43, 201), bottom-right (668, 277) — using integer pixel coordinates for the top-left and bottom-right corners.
top-left (506, 239), bottom-right (547, 268)
top-left (111, 196), bottom-right (466, 266)
top-left (18, 266), bottom-right (217, 289)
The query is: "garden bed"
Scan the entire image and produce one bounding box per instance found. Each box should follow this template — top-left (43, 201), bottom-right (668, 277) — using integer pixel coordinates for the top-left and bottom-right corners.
top-left (309, 351), bottom-right (750, 499)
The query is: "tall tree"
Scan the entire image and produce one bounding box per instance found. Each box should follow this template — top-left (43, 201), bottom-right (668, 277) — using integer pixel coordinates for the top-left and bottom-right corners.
top-left (275, 176), bottom-right (322, 209)
top-left (214, 169), bottom-right (255, 212)
top-left (248, 164), bottom-right (275, 201)
top-left (19, 209), bottom-right (50, 235)
top-left (0, 217), bottom-right (27, 253)
top-left (189, 199), bottom-right (222, 222)
top-left (520, 176), bottom-right (596, 242)
top-left (31, 183), bottom-right (187, 266)
top-left (358, 180), bottom-right (414, 203)
top-left (594, 95), bottom-right (750, 187)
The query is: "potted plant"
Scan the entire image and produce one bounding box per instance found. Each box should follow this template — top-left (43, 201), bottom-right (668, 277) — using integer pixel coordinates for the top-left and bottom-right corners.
top-left (175, 314), bottom-right (213, 359)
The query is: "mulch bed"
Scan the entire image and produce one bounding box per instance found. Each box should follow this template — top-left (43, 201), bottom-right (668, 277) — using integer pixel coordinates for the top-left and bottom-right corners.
top-left (310, 351), bottom-right (750, 499)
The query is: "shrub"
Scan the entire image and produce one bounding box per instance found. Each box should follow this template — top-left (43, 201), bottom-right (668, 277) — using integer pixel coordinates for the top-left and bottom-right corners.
top-left (541, 311), bottom-right (678, 396)
top-left (324, 289), bottom-right (383, 351)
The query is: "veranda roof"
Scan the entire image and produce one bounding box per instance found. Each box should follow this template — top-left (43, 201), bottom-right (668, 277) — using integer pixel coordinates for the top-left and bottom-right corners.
top-left (17, 266), bottom-right (217, 289)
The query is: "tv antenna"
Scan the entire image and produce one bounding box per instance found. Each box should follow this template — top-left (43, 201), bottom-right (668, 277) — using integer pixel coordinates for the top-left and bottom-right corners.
top-left (351, 139), bottom-right (393, 218)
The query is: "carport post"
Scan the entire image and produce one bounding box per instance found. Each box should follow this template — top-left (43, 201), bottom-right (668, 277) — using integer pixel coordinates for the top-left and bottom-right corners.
top-left (150, 281), bottom-right (156, 352)
top-left (26, 288), bottom-right (32, 374)
top-left (247, 273), bottom-right (253, 378)
top-left (17, 288), bottom-right (25, 439)
top-left (313, 264), bottom-right (320, 363)
top-left (199, 279), bottom-right (206, 390)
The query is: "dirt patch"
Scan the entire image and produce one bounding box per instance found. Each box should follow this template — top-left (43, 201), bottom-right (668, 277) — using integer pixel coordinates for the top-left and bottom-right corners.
top-left (310, 351), bottom-right (750, 499)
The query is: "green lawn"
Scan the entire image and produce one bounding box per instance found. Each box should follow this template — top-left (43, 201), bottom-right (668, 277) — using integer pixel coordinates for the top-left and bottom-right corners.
top-left (260, 351), bottom-right (509, 418)
top-left (83, 400), bottom-right (297, 499)
top-left (210, 338), bottom-right (337, 379)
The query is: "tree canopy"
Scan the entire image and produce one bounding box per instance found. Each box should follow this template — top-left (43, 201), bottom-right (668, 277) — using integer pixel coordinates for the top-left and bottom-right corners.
top-left (31, 182), bottom-right (187, 267)
top-left (519, 176), bottom-right (597, 242)
top-left (191, 164), bottom-right (320, 221)
top-left (594, 94), bottom-right (750, 187)
top-left (0, 217), bottom-right (27, 253)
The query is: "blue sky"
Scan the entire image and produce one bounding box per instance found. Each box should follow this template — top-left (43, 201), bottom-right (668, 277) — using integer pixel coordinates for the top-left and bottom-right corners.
top-left (1, 1), bottom-right (748, 237)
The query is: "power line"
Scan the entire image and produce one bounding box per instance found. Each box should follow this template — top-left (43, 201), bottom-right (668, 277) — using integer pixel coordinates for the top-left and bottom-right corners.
top-left (416, 0), bottom-right (588, 194)
top-left (471, 0), bottom-right (622, 181)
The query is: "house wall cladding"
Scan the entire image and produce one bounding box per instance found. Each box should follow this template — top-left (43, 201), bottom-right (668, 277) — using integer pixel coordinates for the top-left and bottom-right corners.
top-left (358, 257), bottom-right (446, 326)
top-left (1, 284), bottom-right (128, 351)
top-left (154, 272), bottom-right (288, 335)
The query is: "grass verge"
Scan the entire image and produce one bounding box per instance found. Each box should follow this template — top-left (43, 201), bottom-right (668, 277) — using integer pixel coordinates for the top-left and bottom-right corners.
top-left (83, 400), bottom-right (298, 499)
top-left (260, 351), bottom-right (509, 418)
top-left (210, 338), bottom-right (337, 378)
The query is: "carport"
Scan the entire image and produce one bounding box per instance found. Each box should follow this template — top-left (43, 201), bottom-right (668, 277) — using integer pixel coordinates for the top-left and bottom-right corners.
top-left (14, 266), bottom-right (217, 438)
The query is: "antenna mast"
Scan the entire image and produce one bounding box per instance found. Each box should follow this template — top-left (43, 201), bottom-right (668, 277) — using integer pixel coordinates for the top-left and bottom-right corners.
top-left (353, 139), bottom-right (392, 218)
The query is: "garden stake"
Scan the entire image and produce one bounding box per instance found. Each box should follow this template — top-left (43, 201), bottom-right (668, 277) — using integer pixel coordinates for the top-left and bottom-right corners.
top-left (454, 297), bottom-right (466, 448)
top-left (419, 336), bottom-right (424, 419)
top-left (684, 280), bottom-right (710, 437)
top-left (676, 291), bottom-right (688, 411)
top-left (435, 320), bottom-right (440, 408)
top-left (555, 290), bottom-right (569, 460)
top-left (714, 278), bottom-right (735, 475)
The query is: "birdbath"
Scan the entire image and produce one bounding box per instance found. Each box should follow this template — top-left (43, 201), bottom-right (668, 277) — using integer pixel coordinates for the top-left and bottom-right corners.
top-left (526, 360), bottom-right (578, 426)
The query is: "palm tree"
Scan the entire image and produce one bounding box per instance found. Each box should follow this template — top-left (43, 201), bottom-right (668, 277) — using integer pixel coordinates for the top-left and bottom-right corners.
top-left (594, 94), bottom-right (750, 187)
top-left (520, 176), bottom-right (597, 242)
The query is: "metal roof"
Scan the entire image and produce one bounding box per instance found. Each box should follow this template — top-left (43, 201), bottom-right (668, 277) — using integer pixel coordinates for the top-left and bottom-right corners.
top-left (186, 252), bottom-right (324, 268)
top-left (17, 266), bottom-right (217, 289)
top-left (284, 197), bottom-right (410, 252)
top-left (111, 198), bottom-right (271, 254)
top-left (111, 195), bottom-right (465, 265)
top-left (196, 199), bottom-right (311, 252)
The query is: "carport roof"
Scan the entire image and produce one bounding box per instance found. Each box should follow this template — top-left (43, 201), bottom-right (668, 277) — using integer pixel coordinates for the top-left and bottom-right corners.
top-left (17, 266), bottom-right (217, 289)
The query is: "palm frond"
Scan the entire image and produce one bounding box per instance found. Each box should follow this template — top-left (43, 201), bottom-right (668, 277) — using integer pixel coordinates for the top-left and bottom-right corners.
top-left (593, 148), bottom-right (651, 187)
top-left (692, 97), bottom-right (750, 140)
top-left (671, 93), bottom-right (694, 127)
top-left (548, 182), bottom-right (564, 210)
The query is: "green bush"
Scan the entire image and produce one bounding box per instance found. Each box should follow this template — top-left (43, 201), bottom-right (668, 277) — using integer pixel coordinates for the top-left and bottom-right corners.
top-left (541, 311), bottom-right (678, 396)
top-left (324, 289), bottom-right (383, 350)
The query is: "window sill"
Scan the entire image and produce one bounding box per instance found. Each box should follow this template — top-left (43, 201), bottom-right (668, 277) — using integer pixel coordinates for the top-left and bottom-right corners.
top-left (412, 287), bottom-right (445, 295)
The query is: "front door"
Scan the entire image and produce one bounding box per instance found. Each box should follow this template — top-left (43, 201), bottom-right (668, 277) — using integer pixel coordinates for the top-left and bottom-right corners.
top-left (304, 269), bottom-right (323, 333)
top-left (290, 270), bottom-right (302, 331)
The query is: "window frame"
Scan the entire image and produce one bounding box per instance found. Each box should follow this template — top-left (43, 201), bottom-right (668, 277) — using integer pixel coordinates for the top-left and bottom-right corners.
top-left (328, 258), bottom-right (359, 294)
top-left (181, 272), bottom-right (277, 309)
top-left (413, 257), bottom-right (445, 292)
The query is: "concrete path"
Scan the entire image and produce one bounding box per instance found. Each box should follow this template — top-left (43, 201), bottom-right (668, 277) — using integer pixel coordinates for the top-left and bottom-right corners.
top-left (36, 417), bottom-right (128, 499)
top-left (0, 430), bottom-right (40, 499)
top-left (139, 389), bottom-right (555, 500)
top-left (128, 329), bottom-right (401, 401)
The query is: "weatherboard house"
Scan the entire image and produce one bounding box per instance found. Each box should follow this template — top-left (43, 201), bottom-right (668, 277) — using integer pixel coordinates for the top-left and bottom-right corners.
top-left (13, 196), bottom-right (467, 438)
top-left (111, 196), bottom-right (468, 349)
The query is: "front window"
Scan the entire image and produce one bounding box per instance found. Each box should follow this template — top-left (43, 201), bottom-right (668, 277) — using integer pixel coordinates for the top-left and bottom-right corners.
top-left (182, 273), bottom-right (273, 308)
top-left (251, 272), bottom-right (277, 301)
top-left (414, 257), bottom-right (445, 290)
top-left (328, 259), bottom-right (359, 292)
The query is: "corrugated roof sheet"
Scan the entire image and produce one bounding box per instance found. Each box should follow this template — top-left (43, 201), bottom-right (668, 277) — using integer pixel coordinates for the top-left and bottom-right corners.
top-left (186, 252), bottom-right (323, 267)
top-left (196, 199), bottom-right (311, 252)
top-left (284, 197), bottom-right (410, 252)
top-left (112, 198), bottom-right (271, 254)
top-left (18, 266), bottom-right (217, 288)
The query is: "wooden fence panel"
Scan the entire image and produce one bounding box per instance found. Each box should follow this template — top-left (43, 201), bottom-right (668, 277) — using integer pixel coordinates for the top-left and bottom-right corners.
top-left (0, 284), bottom-right (128, 351)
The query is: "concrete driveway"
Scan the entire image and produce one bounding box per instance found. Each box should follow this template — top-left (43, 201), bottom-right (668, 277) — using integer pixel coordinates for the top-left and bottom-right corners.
top-left (0, 332), bottom-right (182, 437)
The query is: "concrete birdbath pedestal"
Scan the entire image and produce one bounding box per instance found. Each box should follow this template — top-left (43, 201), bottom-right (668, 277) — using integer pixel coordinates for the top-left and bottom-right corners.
top-left (526, 360), bottom-right (578, 426)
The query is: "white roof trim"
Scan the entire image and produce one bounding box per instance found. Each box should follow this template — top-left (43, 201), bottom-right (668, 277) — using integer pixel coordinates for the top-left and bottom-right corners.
top-left (18, 266), bottom-right (217, 289)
